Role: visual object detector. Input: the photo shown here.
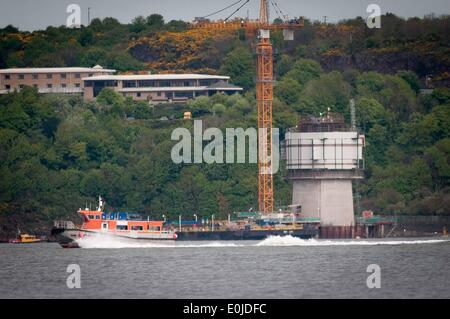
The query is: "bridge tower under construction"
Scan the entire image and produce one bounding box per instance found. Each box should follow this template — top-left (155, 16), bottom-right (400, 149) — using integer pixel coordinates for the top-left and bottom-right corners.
top-left (285, 113), bottom-right (365, 238)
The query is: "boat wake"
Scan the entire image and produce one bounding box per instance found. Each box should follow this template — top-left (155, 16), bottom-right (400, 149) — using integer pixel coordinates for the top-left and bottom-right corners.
top-left (255, 235), bottom-right (450, 247)
top-left (75, 234), bottom-right (243, 249)
top-left (74, 234), bottom-right (449, 249)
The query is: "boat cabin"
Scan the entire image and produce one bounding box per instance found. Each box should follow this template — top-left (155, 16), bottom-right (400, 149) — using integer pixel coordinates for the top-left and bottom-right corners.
top-left (78, 209), bottom-right (164, 233)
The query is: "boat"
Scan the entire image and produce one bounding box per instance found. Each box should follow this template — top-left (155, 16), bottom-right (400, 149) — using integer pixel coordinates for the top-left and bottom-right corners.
top-left (175, 210), bottom-right (320, 240)
top-left (9, 231), bottom-right (42, 244)
top-left (51, 196), bottom-right (177, 248)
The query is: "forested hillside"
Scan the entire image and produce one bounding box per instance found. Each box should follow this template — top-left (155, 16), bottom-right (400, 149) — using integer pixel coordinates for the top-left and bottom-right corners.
top-left (0, 13), bottom-right (449, 236)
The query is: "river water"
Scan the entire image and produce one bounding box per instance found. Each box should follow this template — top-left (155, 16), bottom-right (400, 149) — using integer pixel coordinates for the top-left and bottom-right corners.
top-left (1, 236), bottom-right (449, 299)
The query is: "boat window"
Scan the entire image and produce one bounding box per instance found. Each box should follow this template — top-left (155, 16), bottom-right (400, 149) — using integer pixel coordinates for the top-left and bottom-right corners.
top-left (116, 225), bottom-right (128, 230)
top-left (148, 225), bottom-right (161, 231)
top-left (88, 215), bottom-right (95, 219)
top-left (131, 225), bottom-right (143, 231)
top-left (95, 215), bottom-right (100, 219)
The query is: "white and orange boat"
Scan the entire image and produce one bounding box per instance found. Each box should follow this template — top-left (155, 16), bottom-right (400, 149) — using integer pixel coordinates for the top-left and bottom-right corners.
top-left (52, 197), bottom-right (177, 248)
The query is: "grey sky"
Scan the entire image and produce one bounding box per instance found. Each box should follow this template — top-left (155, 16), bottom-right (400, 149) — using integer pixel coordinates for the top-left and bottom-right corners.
top-left (0, 0), bottom-right (449, 31)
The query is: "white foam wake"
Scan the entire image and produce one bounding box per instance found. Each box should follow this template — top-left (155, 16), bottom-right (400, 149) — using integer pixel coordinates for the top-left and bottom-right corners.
top-left (74, 233), bottom-right (449, 249)
top-left (75, 233), bottom-right (243, 249)
top-left (256, 235), bottom-right (450, 247)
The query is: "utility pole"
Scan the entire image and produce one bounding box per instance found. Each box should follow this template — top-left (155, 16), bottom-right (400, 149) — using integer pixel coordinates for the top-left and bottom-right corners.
top-left (323, 15), bottom-right (328, 24)
top-left (88, 7), bottom-right (91, 25)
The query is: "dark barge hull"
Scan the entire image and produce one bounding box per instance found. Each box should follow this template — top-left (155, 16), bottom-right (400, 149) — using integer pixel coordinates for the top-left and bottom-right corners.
top-left (176, 228), bottom-right (318, 241)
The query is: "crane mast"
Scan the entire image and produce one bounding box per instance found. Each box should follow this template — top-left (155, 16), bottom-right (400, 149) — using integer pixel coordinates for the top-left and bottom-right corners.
top-left (256, 1), bottom-right (274, 213)
top-left (189, 0), bottom-right (302, 214)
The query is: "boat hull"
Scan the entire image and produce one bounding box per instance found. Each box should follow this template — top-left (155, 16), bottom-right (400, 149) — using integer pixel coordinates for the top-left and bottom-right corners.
top-left (51, 227), bottom-right (176, 248)
top-left (176, 228), bottom-right (318, 241)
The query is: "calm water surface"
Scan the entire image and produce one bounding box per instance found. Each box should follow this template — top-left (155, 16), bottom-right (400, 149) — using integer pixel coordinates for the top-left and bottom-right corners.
top-left (0, 236), bottom-right (449, 298)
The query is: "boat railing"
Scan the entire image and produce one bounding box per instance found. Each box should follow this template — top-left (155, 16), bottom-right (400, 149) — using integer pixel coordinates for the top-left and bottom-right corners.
top-left (53, 220), bottom-right (76, 229)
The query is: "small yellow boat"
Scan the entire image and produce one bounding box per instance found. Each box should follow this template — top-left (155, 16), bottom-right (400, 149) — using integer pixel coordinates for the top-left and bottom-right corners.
top-left (9, 233), bottom-right (42, 244)
top-left (19, 234), bottom-right (42, 243)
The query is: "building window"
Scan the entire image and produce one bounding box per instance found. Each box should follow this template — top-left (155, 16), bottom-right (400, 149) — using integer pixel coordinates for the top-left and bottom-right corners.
top-left (88, 73), bottom-right (93, 77)
top-left (4, 74), bottom-right (10, 80)
top-left (61, 83), bottom-right (67, 88)
top-left (123, 80), bottom-right (137, 88)
top-left (18, 74), bottom-right (24, 80)
top-left (75, 83), bottom-right (80, 88)
top-left (33, 84), bottom-right (38, 88)
top-left (136, 92), bottom-right (141, 97)
top-left (19, 85), bottom-right (24, 89)
top-left (32, 74), bottom-right (38, 80)
top-left (137, 80), bottom-right (154, 87)
top-left (157, 92), bottom-right (162, 97)
top-left (60, 73), bottom-right (66, 79)
top-left (5, 85), bottom-right (10, 90)
top-left (159, 81), bottom-right (171, 87)
top-left (47, 84), bottom-right (52, 88)
top-left (175, 91), bottom-right (193, 98)
top-left (47, 74), bottom-right (52, 79)
top-left (75, 73), bottom-right (81, 79)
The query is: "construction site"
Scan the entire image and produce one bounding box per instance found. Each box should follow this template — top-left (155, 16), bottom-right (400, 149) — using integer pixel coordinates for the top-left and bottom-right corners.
top-left (157, 0), bottom-right (396, 239)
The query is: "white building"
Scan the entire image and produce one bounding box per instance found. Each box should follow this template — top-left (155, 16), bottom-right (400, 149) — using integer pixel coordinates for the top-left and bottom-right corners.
top-left (82, 74), bottom-right (243, 103)
top-left (285, 113), bottom-right (365, 237)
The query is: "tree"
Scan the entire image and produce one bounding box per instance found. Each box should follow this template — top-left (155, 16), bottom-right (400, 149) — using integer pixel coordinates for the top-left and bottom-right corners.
top-left (80, 47), bottom-right (108, 67)
top-left (212, 103), bottom-right (226, 117)
top-left (96, 88), bottom-right (124, 106)
top-left (188, 96), bottom-right (211, 115)
top-left (275, 77), bottom-right (302, 106)
top-left (78, 28), bottom-right (94, 46)
top-left (355, 97), bottom-right (385, 132)
top-left (397, 70), bottom-right (421, 94)
top-left (166, 20), bottom-right (188, 32)
top-left (130, 16), bottom-right (147, 33)
top-left (108, 52), bottom-right (143, 71)
top-left (219, 46), bottom-right (255, 90)
top-left (285, 58), bottom-right (322, 86)
top-left (275, 54), bottom-right (293, 77)
top-left (133, 101), bottom-right (153, 119)
top-left (297, 71), bottom-right (352, 119)
top-left (146, 14), bottom-right (164, 27)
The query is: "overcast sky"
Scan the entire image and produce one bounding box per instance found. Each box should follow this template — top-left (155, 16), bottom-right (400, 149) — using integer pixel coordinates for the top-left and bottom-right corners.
top-left (1, 0), bottom-right (449, 31)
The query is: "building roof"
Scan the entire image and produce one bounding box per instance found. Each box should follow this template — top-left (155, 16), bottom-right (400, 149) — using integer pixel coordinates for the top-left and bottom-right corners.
top-left (82, 74), bottom-right (230, 81)
top-left (0, 66), bottom-right (116, 74)
top-left (207, 80), bottom-right (243, 90)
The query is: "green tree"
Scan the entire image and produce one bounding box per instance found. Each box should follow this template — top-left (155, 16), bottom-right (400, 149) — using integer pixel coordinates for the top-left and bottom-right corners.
top-left (355, 97), bottom-right (385, 132)
top-left (285, 58), bottom-right (322, 86)
top-left (396, 70), bottom-right (421, 94)
top-left (219, 46), bottom-right (255, 90)
top-left (146, 14), bottom-right (164, 27)
top-left (275, 77), bottom-right (302, 106)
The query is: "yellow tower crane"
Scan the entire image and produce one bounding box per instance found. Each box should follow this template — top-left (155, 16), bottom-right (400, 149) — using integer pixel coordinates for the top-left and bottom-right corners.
top-left (189, 0), bottom-right (303, 213)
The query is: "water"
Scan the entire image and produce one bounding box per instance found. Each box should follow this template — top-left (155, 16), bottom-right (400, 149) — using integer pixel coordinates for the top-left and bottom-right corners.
top-left (1, 236), bottom-right (449, 299)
